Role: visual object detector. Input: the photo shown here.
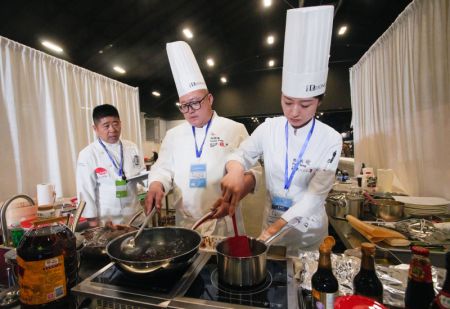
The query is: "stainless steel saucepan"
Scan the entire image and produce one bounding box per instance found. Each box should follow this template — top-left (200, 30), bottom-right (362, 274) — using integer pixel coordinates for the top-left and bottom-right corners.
top-left (215, 217), bottom-right (302, 287)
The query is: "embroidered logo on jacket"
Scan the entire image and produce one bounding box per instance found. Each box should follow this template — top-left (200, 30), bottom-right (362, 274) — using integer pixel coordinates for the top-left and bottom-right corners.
top-left (210, 133), bottom-right (227, 148)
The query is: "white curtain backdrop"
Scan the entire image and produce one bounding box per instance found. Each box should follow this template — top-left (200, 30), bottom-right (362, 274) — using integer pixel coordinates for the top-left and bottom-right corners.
top-left (0, 36), bottom-right (142, 200)
top-left (350, 0), bottom-right (450, 199)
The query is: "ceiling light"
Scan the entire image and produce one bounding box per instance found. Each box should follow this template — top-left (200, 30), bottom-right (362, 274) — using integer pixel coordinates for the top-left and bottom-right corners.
top-left (206, 58), bottom-right (215, 67)
top-left (263, 0), bottom-right (272, 7)
top-left (338, 26), bottom-right (347, 36)
top-left (267, 35), bottom-right (275, 45)
top-left (268, 59), bottom-right (275, 67)
top-left (41, 40), bottom-right (63, 53)
top-left (152, 91), bottom-right (161, 97)
top-left (182, 28), bottom-right (193, 39)
top-left (220, 76), bottom-right (227, 84)
top-left (320, 112), bottom-right (324, 116)
top-left (113, 66), bottom-right (126, 74)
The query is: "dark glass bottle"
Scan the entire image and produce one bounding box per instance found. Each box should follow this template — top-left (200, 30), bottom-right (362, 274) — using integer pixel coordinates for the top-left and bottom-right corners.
top-left (16, 209), bottom-right (78, 308)
top-left (353, 242), bottom-right (383, 303)
top-left (430, 252), bottom-right (450, 309)
top-left (311, 236), bottom-right (338, 309)
top-left (405, 246), bottom-right (435, 309)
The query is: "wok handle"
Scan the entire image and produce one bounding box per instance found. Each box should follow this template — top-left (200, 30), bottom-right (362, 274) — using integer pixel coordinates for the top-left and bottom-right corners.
top-left (191, 210), bottom-right (215, 231)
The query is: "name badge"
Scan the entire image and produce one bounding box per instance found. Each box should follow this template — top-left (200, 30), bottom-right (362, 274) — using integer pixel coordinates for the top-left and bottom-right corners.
top-left (115, 179), bottom-right (128, 198)
top-left (189, 164), bottom-right (207, 188)
top-left (271, 196), bottom-right (293, 212)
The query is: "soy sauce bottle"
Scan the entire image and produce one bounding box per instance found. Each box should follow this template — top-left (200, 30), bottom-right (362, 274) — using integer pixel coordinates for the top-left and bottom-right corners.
top-left (405, 246), bottom-right (435, 309)
top-left (16, 206), bottom-right (78, 308)
top-left (311, 236), bottom-right (338, 309)
top-left (430, 252), bottom-right (450, 309)
top-left (353, 243), bottom-right (383, 303)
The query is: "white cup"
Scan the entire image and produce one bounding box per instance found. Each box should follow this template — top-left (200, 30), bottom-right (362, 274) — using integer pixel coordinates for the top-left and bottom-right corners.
top-left (36, 183), bottom-right (56, 206)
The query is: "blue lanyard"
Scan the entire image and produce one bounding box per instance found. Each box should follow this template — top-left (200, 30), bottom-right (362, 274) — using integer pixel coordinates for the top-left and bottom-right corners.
top-left (192, 118), bottom-right (212, 158)
top-left (284, 119), bottom-right (315, 190)
top-left (98, 139), bottom-right (125, 179)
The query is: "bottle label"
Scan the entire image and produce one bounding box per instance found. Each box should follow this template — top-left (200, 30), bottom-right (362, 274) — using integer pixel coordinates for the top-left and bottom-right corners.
top-left (312, 288), bottom-right (336, 309)
top-left (408, 257), bottom-right (432, 283)
top-left (436, 290), bottom-right (450, 308)
top-left (17, 255), bottom-right (67, 305)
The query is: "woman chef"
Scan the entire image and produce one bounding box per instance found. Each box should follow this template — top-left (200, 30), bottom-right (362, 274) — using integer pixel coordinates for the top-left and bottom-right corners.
top-left (145, 41), bottom-right (260, 236)
top-left (219, 6), bottom-right (342, 251)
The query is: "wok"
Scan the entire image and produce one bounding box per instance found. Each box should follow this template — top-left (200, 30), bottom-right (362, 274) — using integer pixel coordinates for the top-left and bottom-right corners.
top-left (106, 227), bottom-right (201, 275)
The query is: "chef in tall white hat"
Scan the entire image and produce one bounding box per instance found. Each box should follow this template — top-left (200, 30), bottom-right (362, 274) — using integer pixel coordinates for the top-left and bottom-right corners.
top-left (219, 6), bottom-right (343, 251)
top-left (145, 41), bottom-right (260, 236)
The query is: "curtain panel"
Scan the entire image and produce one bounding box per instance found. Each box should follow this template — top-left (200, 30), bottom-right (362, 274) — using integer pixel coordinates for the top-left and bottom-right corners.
top-left (0, 36), bottom-right (141, 200)
top-left (349, 0), bottom-right (449, 199)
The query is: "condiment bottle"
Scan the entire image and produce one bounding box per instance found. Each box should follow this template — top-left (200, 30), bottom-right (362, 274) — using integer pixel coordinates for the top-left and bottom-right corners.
top-left (16, 207), bottom-right (78, 308)
top-left (430, 251), bottom-right (450, 309)
top-left (405, 246), bottom-right (435, 309)
top-left (311, 236), bottom-right (338, 309)
top-left (353, 243), bottom-right (383, 303)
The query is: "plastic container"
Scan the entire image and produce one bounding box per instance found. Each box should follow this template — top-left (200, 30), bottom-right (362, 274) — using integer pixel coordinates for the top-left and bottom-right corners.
top-left (16, 216), bottom-right (78, 308)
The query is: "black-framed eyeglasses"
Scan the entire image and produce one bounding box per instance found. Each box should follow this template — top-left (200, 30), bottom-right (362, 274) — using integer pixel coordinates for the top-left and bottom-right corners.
top-left (176, 93), bottom-right (209, 114)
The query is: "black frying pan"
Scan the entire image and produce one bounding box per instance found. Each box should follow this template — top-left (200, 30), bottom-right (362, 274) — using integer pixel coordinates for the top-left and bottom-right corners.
top-left (106, 227), bottom-right (201, 275)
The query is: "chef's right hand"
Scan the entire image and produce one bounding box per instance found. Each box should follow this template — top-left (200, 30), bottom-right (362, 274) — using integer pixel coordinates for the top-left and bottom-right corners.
top-left (145, 181), bottom-right (165, 214)
top-left (221, 161), bottom-right (245, 215)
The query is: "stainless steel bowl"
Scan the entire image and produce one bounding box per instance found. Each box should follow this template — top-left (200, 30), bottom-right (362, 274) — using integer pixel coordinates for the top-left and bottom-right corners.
top-left (370, 199), bottom-right (404, 221)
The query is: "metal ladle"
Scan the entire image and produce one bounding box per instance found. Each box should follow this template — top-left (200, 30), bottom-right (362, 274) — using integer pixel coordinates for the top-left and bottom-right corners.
top-left (120, 206), bottom-right (157, 255)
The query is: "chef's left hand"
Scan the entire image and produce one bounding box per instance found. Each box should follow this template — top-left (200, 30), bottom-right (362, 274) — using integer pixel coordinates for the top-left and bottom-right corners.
top-left (257, 218), bottom-right (287, 241)
top-left (210, 197), bottom-right (231, 219)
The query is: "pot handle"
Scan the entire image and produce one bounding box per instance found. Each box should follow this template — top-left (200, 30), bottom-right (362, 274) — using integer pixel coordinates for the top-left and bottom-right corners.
top-left (71, 200), bottom-right (86, 233)
top-left (264, 217), bottom-right (302, 246)
top-left (363, 191), bottom-right (378, 205)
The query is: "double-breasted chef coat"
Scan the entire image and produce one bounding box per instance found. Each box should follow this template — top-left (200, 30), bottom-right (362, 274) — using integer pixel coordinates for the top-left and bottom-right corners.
top-left (229, 116), bottom-right (342, 251)
top-left (148, 111), bottom-right (261, 236)
top-left (77, 139), bottom-right (145, 224)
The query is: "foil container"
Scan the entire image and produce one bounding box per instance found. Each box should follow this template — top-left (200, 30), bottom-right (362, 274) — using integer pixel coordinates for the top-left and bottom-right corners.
top-left (296, 251), bottom-right (446, 308)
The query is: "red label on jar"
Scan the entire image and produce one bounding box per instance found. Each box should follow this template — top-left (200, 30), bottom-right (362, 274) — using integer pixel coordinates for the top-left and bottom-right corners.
top-left (408, 257), bottom-right (432, 283)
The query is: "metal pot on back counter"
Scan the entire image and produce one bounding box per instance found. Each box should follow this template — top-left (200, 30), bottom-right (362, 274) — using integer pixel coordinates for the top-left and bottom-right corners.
top-left (326, 191), bottom-right (364, 220)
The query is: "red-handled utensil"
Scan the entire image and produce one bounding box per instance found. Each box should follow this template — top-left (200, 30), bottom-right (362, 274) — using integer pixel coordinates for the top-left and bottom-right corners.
top-left (226, 213), bottom-right (252, 257)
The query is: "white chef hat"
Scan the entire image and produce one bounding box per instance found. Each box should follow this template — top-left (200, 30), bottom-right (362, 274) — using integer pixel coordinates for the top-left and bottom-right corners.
top-left (282, 6), bottom-right (334, 98)
top-left (166, 41), bottom-right (207, 97)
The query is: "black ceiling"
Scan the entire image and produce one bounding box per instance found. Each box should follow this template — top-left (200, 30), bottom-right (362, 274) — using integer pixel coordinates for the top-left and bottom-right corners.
top-left (1, 0), bottom-right (411, 120)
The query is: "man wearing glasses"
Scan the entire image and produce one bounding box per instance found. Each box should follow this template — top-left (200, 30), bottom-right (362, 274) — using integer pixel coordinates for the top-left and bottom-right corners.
top-left (145, 41), bottom-right (259, 236)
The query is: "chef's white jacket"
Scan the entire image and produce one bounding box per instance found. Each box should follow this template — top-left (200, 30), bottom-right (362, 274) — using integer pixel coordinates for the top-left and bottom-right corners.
top-left (229, 116), bottom-right (342, 251)
top-left (76, 139), bottom-right (145, 224)
top-left (148, 112), bottom-right (260, 236)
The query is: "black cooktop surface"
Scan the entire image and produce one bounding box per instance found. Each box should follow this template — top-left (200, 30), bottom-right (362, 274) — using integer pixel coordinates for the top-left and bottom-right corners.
top-left (184, 255), bottom-right (288, 308)
top-left (91, 263), bottom-right (189, 295)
